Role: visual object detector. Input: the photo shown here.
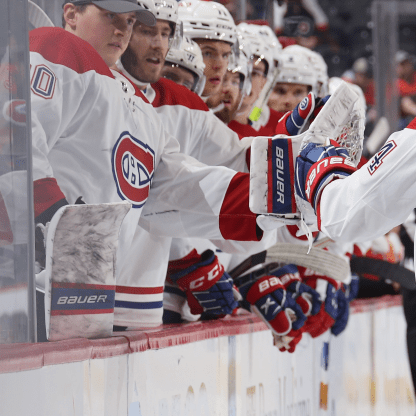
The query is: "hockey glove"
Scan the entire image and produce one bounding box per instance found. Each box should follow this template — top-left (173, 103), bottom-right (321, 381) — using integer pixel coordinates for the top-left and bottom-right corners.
top-left (272, 264), bottom-right (322, 317)
top-left (331, 288), bottom-right (349, 336)
top-left (300, 271), bottom-right (341, 338)
top-left (295, 142), bottom-right (357, 212)
top-left (167, 249), bottom-right (239, 316)
top-left (276, 93), bottom-right (330, 136)
top-left (235, 267), bottom-right (307, 337)
top-left (344, 273), bottom-right (360, 302)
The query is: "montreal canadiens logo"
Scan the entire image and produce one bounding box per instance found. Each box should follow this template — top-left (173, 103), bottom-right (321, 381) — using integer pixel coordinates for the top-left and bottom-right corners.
top-left (299, 96), bottom-right (309, 111)
top-left (112, 132), bottom-right (155, 208)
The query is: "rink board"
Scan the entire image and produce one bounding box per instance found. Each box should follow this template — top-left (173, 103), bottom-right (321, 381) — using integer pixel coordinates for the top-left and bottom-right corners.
top-left (0, 295), bottom-right (414, 416)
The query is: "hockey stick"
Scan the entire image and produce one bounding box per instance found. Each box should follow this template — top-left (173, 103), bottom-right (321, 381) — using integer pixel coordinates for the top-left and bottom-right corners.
top-left (350, 256), bottom-right (416, 290)
top-left (364, 116), bottom-right (390, 156)
top-left (248, 67), bottom-right (280, 122)
top-left (229, 241), bottom-right (349, 283)
top-left (28, 1), bottom-right (54, 29)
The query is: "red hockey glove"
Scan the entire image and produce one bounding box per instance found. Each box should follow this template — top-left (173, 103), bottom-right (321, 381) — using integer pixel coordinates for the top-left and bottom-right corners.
top-left (167, 249), bottom-right (239, 315)
top-left (300, 268), bottom-right (341, 338)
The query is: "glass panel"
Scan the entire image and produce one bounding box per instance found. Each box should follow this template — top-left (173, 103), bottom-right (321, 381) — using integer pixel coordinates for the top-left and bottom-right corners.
top-left (0, 0), bottom-right (35, 343)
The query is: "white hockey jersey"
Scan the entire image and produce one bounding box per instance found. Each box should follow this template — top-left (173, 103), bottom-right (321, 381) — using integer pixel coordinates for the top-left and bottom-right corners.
top-left (114, 74), bottom-right (256, 327)
top-left (30, 28), bottom-right (262, 298)
top-left (319, 121), bottom-right (416, 266)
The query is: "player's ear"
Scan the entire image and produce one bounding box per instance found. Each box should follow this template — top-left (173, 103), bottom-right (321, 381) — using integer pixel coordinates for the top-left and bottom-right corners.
top-left (63, 3), bottom-right (78, 31)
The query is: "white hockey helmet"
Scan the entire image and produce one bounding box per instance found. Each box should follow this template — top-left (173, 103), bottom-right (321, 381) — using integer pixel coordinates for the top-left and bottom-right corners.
top-left (236, 24), bottom-right (275, 83)
top-left (164, 36), bottom-right (206, 96)
top-left (273, 47), bottom-right (317, 89)
top-left (245, 24), bottom-right (282, 69)
top-left (178, 0), bottom-right (237, 45)
top-left (284, 45), bottom-right (328, 96)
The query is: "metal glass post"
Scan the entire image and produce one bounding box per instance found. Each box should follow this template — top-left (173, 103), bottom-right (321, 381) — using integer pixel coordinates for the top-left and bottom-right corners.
top-left (0, 0), bottom-right (36, 343)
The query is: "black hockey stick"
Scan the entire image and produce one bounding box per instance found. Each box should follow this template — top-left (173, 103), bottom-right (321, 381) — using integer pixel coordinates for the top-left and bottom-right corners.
top-left (350, 256), bottom-right (416, 290)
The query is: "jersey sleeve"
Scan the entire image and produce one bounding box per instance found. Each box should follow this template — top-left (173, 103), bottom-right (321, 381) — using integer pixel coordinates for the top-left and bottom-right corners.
top-left (319, 125), bottom-right (416, 243)
top-left (139, 127), bottom-right (261, 242)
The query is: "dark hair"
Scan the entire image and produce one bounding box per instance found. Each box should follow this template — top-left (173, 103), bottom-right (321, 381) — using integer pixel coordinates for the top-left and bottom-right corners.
top-left (62, 4), bottom-right (89, 28)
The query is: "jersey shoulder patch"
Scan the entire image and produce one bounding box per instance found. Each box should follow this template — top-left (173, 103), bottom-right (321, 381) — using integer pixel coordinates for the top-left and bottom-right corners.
top-left (29, 27), bottom-right (113, 78)
top-left (151, 78), bottom-right (208, 112)
top-left (367, 140), bottom-right (397, 176)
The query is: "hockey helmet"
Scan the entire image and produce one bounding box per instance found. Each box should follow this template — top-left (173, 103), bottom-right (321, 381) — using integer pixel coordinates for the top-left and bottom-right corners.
top-left (178, 0), bottom-right (237, 45)
top-left (164, 35), bottom-right (206, 96)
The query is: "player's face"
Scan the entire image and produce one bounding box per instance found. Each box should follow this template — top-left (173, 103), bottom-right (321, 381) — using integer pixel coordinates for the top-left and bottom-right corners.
top-left (122, 20), bottom-right (172, 84)
top-left (214, 71), bottom-right (243, 124)
top-left (67, 5), bottom-right (136, 67)
top-left (239, 58), bottom-right (267, 114)
top-left (196, 40), bottom-right (232, 97)
top-left (160, 65), bottom-right (196, 91)
top-left (268, 82), bottom-right (310, 112)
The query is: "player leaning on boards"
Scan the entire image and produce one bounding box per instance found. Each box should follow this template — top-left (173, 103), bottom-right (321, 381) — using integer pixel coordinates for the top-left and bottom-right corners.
top-left (30, 0), bottom-right (289, 339)
top-left (114, 0), bottom-right (352, 350)
top-left (112, 0), bottom-right (317, 328)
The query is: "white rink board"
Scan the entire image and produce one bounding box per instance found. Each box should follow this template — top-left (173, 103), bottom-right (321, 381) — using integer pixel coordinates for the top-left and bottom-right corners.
top-left (0, 302), bottom-right (414, 416)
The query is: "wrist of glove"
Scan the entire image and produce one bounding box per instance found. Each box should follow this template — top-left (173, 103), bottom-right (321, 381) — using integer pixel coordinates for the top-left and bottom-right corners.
top-left (167, 249), bottom-right (239, 316)
top-left (235, 266), bottom-right (307, 337)
top-left (295, 142), bottom-right (357, 212)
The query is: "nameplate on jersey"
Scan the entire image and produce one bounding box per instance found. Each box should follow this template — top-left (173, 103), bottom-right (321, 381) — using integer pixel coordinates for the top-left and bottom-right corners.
top-left (367, 140), bottom-right (397, 176)
top-left (112, 131), bottom-right (155, 208)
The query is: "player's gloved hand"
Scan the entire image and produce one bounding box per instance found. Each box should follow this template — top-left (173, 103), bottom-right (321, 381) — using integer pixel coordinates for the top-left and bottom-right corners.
top-left (275, 93), bottom-right (330, 136)
top-left (167, 249), bottom-right (239, 316)
top-left (300, 270), bottom-right (341, 338)
top-left (295, 142), bottom-right (357, 212)
top-left (331, 288), bottom-right (349, 336)
top-left (235, 267), bottom-right (307, 338)
top-left (272, 264), bottom-right (322, 317)
top-left (273, 331), bottom-right (303, 353)
top-left (344, 273), bottom-right (360, 302)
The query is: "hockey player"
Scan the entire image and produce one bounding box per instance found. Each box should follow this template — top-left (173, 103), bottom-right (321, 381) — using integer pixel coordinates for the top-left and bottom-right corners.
top-left (267, 46), bottom-right (317, 114)
top-left (112, 0), bottom-right (329, 329)
top-left (30, 0), bottom-right (300, 337)
top-left (160, 36), bottom-right (206, 95)
top-left (178, 0), bottom-right (237, 103)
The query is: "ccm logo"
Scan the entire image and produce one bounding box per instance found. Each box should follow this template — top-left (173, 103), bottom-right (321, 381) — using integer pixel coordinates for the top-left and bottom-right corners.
top-left (306, 157), bottom-right (355, 200)
top-left (189, 263), bottom-right (224, 290)
top-left (259, 276), bottom-right (282, 293)
top-left (57, 295), bottom-right (108, 305)
top-left (275, 147), bottom-right (285, 204)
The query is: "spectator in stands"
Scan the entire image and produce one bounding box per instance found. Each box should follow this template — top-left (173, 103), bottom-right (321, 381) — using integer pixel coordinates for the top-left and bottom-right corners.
top-left (342, 57), bottom-right (375, 108)
top-left (396, 51), bottom-right (416, 129)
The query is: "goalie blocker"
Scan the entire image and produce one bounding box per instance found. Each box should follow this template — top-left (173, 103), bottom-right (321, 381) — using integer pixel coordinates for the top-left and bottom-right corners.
top-left (249, 82), bottom-right (364, 223)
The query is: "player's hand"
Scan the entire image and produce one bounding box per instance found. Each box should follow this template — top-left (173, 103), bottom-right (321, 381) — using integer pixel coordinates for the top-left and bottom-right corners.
top-left (235, 267), bottom-right (307, 337)
top-left (167, 250), bottom-right (239, 315)
top-left (344, 273), bottom-right (360, 302)
top-left (275, 93), bottom-right (330, 136)
top-left (331, 288), bottom-right (349, 336)
top-left (273, 264), bottom-right (322, 317)
top-left (295, 142), bottom-right (357, 212)
top-left (300, 271), bottom-right (341, 338)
